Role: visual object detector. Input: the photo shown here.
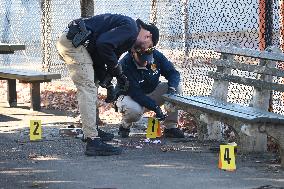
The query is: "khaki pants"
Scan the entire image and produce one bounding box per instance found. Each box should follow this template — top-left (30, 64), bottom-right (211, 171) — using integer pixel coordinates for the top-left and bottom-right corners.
top-left (116, 82), bottom-right (182, 129)
top-left (56, 32), bottom-right (98, 138)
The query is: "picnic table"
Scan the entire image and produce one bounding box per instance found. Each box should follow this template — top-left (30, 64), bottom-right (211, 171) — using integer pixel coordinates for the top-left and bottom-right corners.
top-left (0, 43), bottom-right (61, 110)
top-left (0, 43), bottom-right (25, 54)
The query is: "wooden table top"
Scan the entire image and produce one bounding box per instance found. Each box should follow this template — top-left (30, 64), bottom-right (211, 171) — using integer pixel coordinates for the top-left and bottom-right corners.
top-left (0, 68), bottom-right (61, 81)
top-left (0, 43), bottom-right (25, 54)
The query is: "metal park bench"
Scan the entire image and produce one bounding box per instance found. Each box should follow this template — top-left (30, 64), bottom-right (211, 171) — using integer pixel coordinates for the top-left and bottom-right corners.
top-left (0, 68), bottom-right (61, 111)
top-left (163, 45), bottom-right (284, 167)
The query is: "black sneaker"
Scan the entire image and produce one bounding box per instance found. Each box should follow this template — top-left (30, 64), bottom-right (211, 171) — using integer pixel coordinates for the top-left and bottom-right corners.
top-left (98, 129), bottom-right (114, 141)
top-left (164, 128), bottom-right (185, 138)
top-left (81, 129), bottom-right (114, 142)
top-left (85, 138), bottom-right (122, 156)
top-left (118, 126), bottom-right (130, 138)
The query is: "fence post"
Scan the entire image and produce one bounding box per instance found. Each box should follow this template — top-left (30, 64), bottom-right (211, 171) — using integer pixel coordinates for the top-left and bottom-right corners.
top-left (41, 0), bottom-right (52, 72)
top-left (280, 0), bottom-right (284, 52)
top-left (259, 0), bottom-right (273, 51)
top-left (183, 0), bottom-right (190, 62)
top-left (150, 0), bottom-right (157, 24)
top-left (259, 0), bottom-right (274, 111)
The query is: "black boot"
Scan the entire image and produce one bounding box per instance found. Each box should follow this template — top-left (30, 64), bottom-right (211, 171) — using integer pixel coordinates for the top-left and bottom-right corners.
top-left (164, 128), bottom-right (185, 138)
top-left (118, 126), bottom-right (130, 138)
top-left (98, 128), bottom-right (114, 141)
top-left (81, 129), bottom-right (114, 142)
top-left (85, 138), bottom-right (122, 156)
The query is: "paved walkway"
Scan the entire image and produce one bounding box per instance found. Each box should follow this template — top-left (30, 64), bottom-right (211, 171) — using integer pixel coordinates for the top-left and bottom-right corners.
top-left (0, 101), bottom-right (284, 189)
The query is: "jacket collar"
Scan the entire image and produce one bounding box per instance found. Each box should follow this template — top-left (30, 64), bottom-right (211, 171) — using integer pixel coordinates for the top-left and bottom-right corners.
top-left (132, 57), bottom-right (148, 70)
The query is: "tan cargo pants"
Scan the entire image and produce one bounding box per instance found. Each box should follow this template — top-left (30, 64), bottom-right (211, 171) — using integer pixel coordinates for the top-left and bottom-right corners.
top-left (116, 82), bottom-right (182, 129)
top-left (56, 31), bottom-right (98, 138)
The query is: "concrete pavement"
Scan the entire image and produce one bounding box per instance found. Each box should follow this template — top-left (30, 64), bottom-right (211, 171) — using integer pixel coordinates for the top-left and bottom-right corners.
top-left (0, 101), bottom-right (283, 189)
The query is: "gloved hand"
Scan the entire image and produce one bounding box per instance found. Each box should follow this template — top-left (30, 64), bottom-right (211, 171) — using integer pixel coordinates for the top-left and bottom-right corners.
top-left (154, 106), bottom-right (167, 121)
top-left (105, 85), bottom-right (117, 103)
top-left (167, 87), bottom-right (177, 95)
top-left (109, 64), bottom-right (123, 77)
top-left (99, 74), bottom-right (113, 88)
top-left (117, 74), bottom-right (129, 93)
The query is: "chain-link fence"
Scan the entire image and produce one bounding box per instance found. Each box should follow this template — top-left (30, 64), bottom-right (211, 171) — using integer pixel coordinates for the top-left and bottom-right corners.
top-left (1, 0), bottom-right (284, 114)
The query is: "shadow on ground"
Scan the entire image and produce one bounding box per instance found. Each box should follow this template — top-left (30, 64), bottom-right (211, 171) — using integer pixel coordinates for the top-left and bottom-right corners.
top-left (0, 103), bottom-right (284, 189)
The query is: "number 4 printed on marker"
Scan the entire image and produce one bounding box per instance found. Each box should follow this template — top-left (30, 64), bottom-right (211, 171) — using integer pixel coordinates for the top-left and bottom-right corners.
top-left (219, 145), bottom-right (236, 171)
top-left (224, 148), bottom-right (231, 164)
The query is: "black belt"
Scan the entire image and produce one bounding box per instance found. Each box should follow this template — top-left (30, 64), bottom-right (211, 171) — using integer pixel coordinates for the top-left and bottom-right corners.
top-left (66, 19), bottom-right (92, 48)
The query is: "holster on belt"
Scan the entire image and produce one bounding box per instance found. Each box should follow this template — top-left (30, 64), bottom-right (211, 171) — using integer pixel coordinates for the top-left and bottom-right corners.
top-left (66, 19), bottom-right (92, 48)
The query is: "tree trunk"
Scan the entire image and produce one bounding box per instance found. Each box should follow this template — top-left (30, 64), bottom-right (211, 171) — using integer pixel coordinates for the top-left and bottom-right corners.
top-left (80, 0), bottom-right (94, 17)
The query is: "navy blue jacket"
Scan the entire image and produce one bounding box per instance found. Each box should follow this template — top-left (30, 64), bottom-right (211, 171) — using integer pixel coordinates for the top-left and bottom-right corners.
top-left (83, 14), bottom-right (139, 82)
top-left (119, 50), bottom-right (180, 111)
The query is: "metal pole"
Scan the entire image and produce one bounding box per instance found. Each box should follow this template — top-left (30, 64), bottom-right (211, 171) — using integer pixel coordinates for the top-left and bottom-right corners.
top-left (265, 0), bottom-right (273, 47)
top-left (259, 0), bottom-right (274, 111)
top-left (184, 0), bottom-right (190, 62)
top-left (280, 0), bottom-right (284, 52)
top-left (150, 0), bottom-right (158, 24)
top-left (259, 0), bottom-right (266, 50)
top-left (265, 0), bottom-right (274, 112)
top-left (259, 0), bottom-right (273, 49)
top-left (41, 0), bottom-right (52, 72)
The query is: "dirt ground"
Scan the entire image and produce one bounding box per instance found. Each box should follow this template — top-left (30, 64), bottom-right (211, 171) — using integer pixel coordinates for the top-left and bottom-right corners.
top-left (0, 99), bottom-right (284, 189)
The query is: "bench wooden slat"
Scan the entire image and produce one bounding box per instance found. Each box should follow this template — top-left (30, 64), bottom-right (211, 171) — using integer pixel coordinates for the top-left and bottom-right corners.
top-left (0, 44), bottom-right (25, 53)
top-left (0, 68), bottom-right (61, 81)
top-left (0, 68), bottom-right (61, 111)
top-left (163, 94), bottom-right (284, 124)
top-left (208, 71), bottom-right (284, 92)
top-left (215, 46), bottom-right (284, 62)
top-left (212, 59), bottom-right (284, 77)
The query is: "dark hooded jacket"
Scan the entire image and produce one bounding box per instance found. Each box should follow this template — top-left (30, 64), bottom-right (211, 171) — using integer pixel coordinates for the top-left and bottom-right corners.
top-left (119, 50), bottom-right (180, 111)
top-left (83, 13), bottom-right (139, 82)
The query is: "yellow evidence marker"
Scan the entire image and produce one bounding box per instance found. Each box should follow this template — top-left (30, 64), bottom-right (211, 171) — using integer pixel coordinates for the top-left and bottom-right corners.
top-left (218, 144), bottom-right (236, 171)
top-left (146, 117), bottom-right (161, 138)
top-left (30, 120), bottom-right (42, 141)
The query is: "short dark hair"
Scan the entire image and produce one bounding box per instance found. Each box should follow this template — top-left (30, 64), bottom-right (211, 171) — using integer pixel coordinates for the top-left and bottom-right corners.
top-left (136, 19), bottom-right (159, 46)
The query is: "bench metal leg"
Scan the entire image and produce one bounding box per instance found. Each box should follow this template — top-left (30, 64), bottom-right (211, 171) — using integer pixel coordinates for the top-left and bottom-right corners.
top-left (7, 79), bottom-right (17, 107)
top-left (30, 82), bottom-right (41, 111)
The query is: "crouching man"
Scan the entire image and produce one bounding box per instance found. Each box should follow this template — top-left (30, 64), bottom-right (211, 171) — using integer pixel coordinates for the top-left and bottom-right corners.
top-left (115, 45), bottom-right (185, 138)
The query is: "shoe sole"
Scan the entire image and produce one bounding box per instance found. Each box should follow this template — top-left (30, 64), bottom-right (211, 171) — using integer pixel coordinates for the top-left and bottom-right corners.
top-left (82, 137), bottom-right (114, 142)
top-left (81, 136), bottom-right (114, 142)
top-left (100, 136), bottom-right (114, 141)
top-left (118, 132), bottom-right (130, 138)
